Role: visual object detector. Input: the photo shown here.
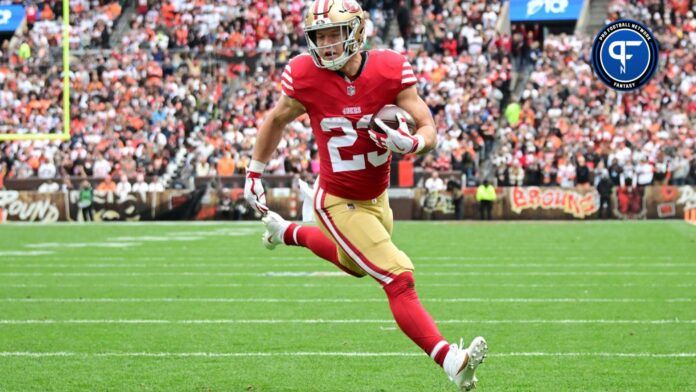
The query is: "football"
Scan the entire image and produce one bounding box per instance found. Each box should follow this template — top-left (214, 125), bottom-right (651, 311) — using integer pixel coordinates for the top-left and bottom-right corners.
top-left (369, 104), bottom-right (416, 134)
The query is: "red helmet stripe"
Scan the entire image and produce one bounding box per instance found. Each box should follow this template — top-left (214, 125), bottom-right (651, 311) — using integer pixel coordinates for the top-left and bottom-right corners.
top-left (316, 0), bottom-right (330, 15)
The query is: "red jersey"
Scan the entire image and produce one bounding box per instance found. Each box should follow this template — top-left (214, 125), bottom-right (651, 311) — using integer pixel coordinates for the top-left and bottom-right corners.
top-left (281, 50), bottom-right (417, 200)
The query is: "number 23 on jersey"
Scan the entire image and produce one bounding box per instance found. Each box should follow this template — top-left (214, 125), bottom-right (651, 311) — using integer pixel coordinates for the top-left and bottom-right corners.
top-left (320, 115), bottom-right (389, 173)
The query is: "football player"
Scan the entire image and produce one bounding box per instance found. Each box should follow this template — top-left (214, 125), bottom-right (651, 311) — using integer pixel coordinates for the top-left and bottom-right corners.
top-left (244, 1), bottom-right (487, 390)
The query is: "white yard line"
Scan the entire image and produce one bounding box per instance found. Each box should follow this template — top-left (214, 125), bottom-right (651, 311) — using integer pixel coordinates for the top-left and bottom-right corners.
top-left (0, 272), bottom-right (346, 277)
top-left (421, 272), bottom-right (696, 276)
top-left (2, 263), bottom-right (693, 269)
top-left (0, 251), bottom-right (55, 256)
top-left (0, 297), bottom-right (691, 303)
top-left (1, 271), bottom-right (694, 277)
top-left (0, 255), bottom-right (681, 262)
top-left (0, 319), bottom-right (693, 325)
top-left (0, 351), bottom-right (694, 358)
top-left (2, 221), bottom-right (257, 227)
top-left (1, 282), bottom-right (693, 288)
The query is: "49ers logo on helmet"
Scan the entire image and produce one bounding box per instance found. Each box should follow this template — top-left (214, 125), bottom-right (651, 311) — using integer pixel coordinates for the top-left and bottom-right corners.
top-left (342, 0), bottom-right (361, 13)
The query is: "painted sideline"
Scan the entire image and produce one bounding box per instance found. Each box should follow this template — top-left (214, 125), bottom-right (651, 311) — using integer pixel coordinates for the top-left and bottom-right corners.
top-left (0, 351), bottom-right (694, 358)
top-left (0, 319), bottom-right (693, 325)
top-left (1, 283), bottom-right (694, 288)
top-left (0, 271), bottom-right (693, 277)
top-left (0, 297), bottom-right (691, 303)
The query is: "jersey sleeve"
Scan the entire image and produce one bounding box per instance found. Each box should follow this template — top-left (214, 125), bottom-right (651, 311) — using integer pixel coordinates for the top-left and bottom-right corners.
top-left (375, 50), bottom-right (418, 98)
top-left (281, 63), bottom-right (296, 98)
top-left (400, 57), bottom-right (417, 89)
top-left (280, 54), bottom-right (314, 102)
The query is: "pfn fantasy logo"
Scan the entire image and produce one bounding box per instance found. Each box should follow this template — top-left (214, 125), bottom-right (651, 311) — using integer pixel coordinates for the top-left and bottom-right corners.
top-left (591, 20), bottom-right (659, 91)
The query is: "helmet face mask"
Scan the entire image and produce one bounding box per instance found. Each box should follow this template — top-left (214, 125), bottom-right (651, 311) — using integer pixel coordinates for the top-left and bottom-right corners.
top-left (304, 0), bottom-right (365, 71)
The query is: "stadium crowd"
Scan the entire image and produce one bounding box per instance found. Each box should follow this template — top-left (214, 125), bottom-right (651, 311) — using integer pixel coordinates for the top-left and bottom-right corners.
top-left (120, 0), bottom-right (396, 54)
top-left (405, 0), bottom-right (509, 183)
top-left (1, 0), bottom-right (692, 193)
top-left (1, 0), bottom-right (509, 189)
top-left (491, 0), bottom-right (696, 188)
top-left (15, 0), bottom-right (123, 55)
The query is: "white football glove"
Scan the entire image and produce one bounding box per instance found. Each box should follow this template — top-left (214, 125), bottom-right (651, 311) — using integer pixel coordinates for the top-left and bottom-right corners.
top-left (369, 112), bottom-right (425, 154)
top-left (244, 160), bottom-right (269, 215)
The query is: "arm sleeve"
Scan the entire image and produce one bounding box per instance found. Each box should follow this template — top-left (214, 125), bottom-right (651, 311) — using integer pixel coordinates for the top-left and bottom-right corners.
top-left (280, 63), bottom-right (296, 98)
top-left (400, 57), bottom-right (417, 89)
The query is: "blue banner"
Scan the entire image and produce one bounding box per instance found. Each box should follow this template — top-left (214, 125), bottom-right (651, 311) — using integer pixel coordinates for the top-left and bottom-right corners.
top-left (509, 0), bottom-right (584, 22)
top-left (0, 5), bottom-right (25, 32)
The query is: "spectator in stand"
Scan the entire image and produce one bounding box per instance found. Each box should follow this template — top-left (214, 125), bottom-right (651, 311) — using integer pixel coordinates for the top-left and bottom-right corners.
top-left (689, 157), bottom-right (696, 185)
top-left (195, 156), bottom-right (212, 177)
top-left (115, 175), bottom-right (132, 201)
top-left (37, 157), bottom-right (57, 179)
top-left (96, 174), bottom-right (116, 192)
top-left (93, 154), bottom-right (112, 179)
top-left (363, 11), bottom-right (376, 48)
top-left (622, 159), bottom-right (636, 188)
top-left (671, 152), bottom-right (690, 185)
top-left (132, 173), bottom-right (149, 196)
top-left (653, 153), bottom-right (671, 185)
top-left (216, 151), bottom-right (236, 177)
top-left (38, 178), bottom-right (59, 193)
top-left (397, 0), bottom-right (411, 40)
top-left (508, 161), bottom-right (524, 186)
top-left (148, 175), bottom-right (164, 193)
top-left (442, 32), bottom-right (457, 56)
top-left (12, 157), bottom-right (34, 180)
top-left (425, 171), bottom-right (446, 194)
top-left (557, 158), bottom-right (576, 188)
top-left (0, 162), bottom-right (6, 190)
top-left (495, 163), bottom-right (509, 186)
top-left (60, 175), bottom-right (73, 193)
top-left (136, 0), bottom-right (148, 15)
top-left (636, 157), bottom-right (654, 187)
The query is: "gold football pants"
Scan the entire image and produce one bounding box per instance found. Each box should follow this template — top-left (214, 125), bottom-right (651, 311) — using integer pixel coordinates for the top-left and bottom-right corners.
top-left (313, 187), bottom-right (414, 285)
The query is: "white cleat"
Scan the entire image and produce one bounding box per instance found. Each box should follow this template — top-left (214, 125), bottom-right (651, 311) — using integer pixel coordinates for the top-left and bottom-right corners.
top-left (261, 211), bottom-right (290, 250)
top-left (443, 336), bottom-right (488, 391)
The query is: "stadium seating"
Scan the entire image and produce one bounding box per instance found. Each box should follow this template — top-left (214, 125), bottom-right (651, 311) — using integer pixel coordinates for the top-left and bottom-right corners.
top-left (1, 0), bottom-right (693, 190)
top-left (490, 0), bottom-right (695, 187)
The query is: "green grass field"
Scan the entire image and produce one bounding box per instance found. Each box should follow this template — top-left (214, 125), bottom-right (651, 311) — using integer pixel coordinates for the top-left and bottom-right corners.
top-left (0, 221), bottom-right (694, 391)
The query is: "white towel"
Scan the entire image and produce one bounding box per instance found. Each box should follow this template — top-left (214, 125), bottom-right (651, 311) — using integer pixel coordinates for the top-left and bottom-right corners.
top-left (298, 177), bottom-right (318, 222)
